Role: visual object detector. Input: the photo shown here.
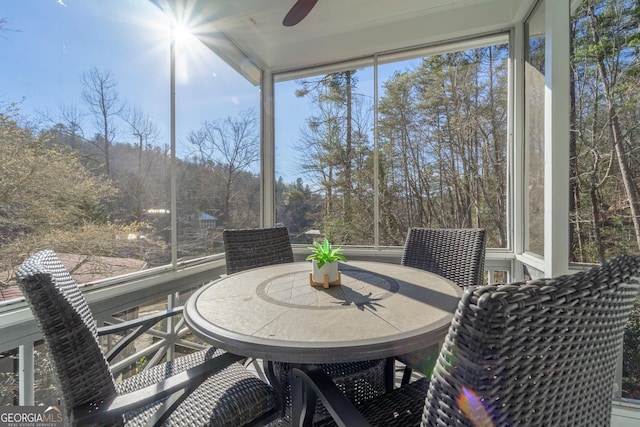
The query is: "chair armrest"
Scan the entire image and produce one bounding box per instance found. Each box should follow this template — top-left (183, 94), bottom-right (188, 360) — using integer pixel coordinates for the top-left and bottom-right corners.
top-left (292, 365), bottom-right (371, 427)
top-left (71, 352), bottom-right (243, 427)
top-left (97, 306), bottom-right (184, 362)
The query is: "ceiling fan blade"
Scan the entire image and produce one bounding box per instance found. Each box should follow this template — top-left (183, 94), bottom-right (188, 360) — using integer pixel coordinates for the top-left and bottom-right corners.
top-left (283, 0), bottom-right (318, 26)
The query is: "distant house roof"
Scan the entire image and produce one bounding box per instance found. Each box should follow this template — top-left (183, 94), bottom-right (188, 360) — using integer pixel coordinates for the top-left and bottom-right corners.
top-left (0, 286), bottom-right (22, 302)
top-left (200, 213), bottom-right (218, 221)
top-left (189, 212), bottom-right (218, 222)
top-left (0, 253), bottom-right (146, 303)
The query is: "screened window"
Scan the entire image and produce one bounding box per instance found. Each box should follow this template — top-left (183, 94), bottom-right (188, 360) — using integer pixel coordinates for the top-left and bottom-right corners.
top-left (274, 35), bottom-right (509, 248)
top-left (0, 0), bottom-right (259, 284)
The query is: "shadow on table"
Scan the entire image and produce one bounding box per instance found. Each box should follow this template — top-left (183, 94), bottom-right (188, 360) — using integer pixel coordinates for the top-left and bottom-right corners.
top-left (336, 263), bottom-right (461, 313)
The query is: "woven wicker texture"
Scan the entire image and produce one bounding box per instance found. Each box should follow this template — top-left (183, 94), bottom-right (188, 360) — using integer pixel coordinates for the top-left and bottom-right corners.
top-left (401, 228), bottom-right (486, 287)
top-left (16, 249), bottom-right (117, 422)
top-left (223, 227), bottom-right (294, 274)
top-left (222, 228), bottom-right (387, 424)
top-left (120, 348), bottom-right (278, 427)
top-left (421, 254), bottom-right (640, 427)
top-left (310, 255), bottom-right (640, 427)
top-left (16, 250), bottom-right (278, 427)
top-left (271, 359), bottom-right (387, 425)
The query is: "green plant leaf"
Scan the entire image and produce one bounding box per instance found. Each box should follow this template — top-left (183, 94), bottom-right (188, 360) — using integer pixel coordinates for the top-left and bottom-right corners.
top-left (306, 238), bottom-right (348, 268)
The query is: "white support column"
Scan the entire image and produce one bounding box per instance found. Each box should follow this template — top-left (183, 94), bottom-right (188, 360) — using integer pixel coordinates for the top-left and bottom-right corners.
top-left (544, 0), bottom-right (570, 276)
top-left (19, 342), bottom-right (35, 405)
top-left (511, 23), bottom-right (526, 281)
top-left (166, 293), bottom-right (176, 361)
top-left (261, 69), bottom-right (275, 227)
top-left (170, 21), bottom-right (178, 268)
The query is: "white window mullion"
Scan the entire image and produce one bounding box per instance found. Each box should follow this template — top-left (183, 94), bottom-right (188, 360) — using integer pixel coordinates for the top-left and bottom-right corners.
top-left (544, 0), bottom-right (570, 276)
top-left (261, 69), bottom-right (275, 227)
top-left (511, 23), bottom-right (526, 281)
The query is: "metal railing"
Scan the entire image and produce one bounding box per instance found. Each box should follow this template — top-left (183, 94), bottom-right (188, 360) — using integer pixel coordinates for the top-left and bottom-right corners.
top-left (0, 255), bottom-right (227, 405)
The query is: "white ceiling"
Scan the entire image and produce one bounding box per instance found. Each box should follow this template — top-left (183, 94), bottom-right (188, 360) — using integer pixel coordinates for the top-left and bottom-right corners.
top-left (178, 0), bottom-right (537, 74)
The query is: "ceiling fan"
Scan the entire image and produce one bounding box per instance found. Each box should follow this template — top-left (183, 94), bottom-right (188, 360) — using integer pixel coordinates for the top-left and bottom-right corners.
top-left (283, 0), bottom-right (318, 26)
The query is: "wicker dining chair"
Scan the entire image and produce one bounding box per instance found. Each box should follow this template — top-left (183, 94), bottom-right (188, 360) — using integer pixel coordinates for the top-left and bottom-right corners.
top-left (293, 253), bottom-right (640, 427)
top-left (16, 249), bottom-right (280, 427)
top-left (401, 228), bottom-right (486, 287)
top-left (222, 227), bottom-right (389, 425)
top-left (223, 227), bottom-right (295, 274)
top-left (398, 228), bottom-right (486, 384)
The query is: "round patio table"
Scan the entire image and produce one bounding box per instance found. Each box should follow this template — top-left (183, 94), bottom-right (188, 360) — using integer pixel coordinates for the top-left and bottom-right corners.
top-left (184, 260), bottom-right (462, 364)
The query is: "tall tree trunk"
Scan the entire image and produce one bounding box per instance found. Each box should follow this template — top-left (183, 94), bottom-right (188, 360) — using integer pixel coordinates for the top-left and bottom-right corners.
top-left (588, 5), bottom-right (640, 250)
top-left (590, 174), bottom-right (606, 263)
top-left (103, 110), bottom-right (111, 177)
top-left (224, 165), bottom-right (234, 225)
top-left (136, 134), bottom-right (143, 220)
top-left (569, 19), bottom-right (584, 261)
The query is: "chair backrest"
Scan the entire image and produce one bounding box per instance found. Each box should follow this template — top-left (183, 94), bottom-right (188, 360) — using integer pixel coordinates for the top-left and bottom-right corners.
top-left (16, 250), bottom-right (117, 418)
top-left (422, 254), bottom-right (640, 427)
top-left (223, 227), bottom-right (294, 274)
top-left (401, 228), bottom-right (486, 287)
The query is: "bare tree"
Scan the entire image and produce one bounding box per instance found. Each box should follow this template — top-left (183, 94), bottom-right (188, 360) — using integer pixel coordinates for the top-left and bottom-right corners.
top-left (0, 17), bottom-right (20, 40)
top-left (81, 68), bottom-right (123, 178)
top-left (188, 109), bottom-right (260, 225)
top-left (58, 104), bottom-right (86, 150)
top-left (123, 106), bottom-right (159, 219)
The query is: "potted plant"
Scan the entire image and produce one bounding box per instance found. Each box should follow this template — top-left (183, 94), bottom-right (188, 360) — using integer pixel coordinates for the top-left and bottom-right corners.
top-left (306, 238), bottom-right (347, 287)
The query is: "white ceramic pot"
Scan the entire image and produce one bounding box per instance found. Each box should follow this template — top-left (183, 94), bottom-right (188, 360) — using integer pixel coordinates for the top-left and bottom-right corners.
top-left (311, 260), bottom-right (339, 284)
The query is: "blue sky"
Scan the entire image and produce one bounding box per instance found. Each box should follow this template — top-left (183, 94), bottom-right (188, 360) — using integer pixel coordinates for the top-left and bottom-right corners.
top-left (1, 0), bottom-right (391, 184)
top-left (1, 0), bottom-right (263, 160)
top-left (2, 1), bottom-right (169, 127)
